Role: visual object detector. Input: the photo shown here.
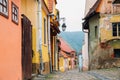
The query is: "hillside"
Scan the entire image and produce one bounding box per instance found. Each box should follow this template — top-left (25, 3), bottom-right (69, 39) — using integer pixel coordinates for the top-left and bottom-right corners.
top-left (58, 31), bottom-right (84, 54)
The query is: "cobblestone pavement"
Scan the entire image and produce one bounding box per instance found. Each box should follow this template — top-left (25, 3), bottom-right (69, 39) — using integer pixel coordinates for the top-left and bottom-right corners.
top-left (33, 68), bottom-right (120, 80)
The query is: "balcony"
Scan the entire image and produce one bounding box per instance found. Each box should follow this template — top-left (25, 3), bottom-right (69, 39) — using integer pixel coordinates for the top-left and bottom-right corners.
top-left (113, 0), bottom-right (120, 14)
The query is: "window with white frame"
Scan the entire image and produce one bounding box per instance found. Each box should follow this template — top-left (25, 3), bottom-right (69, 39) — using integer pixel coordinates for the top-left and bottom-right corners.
top-left (0, 0), bottom-right (8, 17)
top-left (112, 22), bottom-right (120, 36)
top-left (12, 2), bottom-right (18, 24)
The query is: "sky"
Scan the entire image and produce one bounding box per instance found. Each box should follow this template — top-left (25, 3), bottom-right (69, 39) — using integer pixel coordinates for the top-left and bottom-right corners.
top-left (56, 0), bottom-right (86, 32)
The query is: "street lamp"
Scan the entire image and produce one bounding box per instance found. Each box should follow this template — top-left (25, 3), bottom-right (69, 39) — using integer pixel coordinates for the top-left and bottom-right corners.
top-left (62, 23), bottom-right (67, 31)
top-left (59, 17), bottom-right (67, 31)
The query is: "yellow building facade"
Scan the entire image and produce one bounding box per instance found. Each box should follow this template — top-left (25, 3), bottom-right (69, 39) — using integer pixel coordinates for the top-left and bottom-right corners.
top-left (100, 15), bottom-right (120, 42)
top-left (95, 0), bottom-right (120, 42)
top-left (41, 0), bottom-right (50, 74)
top-left (21, 0), bottom-right (40, 74)
top-left (41, 0), bottom-right (60, 74)
top-left (96, 0), bottom-right (120, 69)
top-left (59, 57), bottom-right (65, 72)
top-left (50, 9), bottom-right (60, 72)
top-left (98, 0), bottom-right (120, 51)
top-left (21, 0), bottom-right (60, 75)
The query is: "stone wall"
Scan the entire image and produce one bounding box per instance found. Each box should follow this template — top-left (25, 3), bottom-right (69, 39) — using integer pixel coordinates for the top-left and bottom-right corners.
top-left (90, 42), bottom-right (120, 69)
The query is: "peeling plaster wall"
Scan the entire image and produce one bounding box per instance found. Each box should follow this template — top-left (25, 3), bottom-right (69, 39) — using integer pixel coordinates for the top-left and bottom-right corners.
top-left (90, 24), bottom-right (120, 69)
top-left (90, 0), bottom-right (120, 69)
top-left (86, 0), bottom-right (120, 70)
top-left (110, 40), bottom-right (120, 49)
top-left (98, 0), bottom-right (120, 42)
top-left (88, 14), bottom-right (99, 67)
top-left (91, 40), bottom-right (120, 69)
top-left (100, 14), bottom-right (120, 42)
top-left (89, 15), bottom-right (99, 51)
top-left (91, 45), bottom-right (113, 69)
top-left (98, 2), bottom-right (120, 68)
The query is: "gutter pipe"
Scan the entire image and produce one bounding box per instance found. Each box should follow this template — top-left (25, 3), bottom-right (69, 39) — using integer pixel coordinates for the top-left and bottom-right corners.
top-left (37, 0), bottom-right (43, 74)
top-left (48, 14), bottom-right (53, 73)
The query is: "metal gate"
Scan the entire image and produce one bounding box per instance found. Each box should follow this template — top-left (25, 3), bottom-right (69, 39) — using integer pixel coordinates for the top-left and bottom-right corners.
top-left (21, 14), bottom-right (32, 80)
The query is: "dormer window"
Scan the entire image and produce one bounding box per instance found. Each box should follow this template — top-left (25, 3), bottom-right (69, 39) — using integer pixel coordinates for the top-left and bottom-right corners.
top-left (12, 2), bottom-right (18, 24)
top-left (0, 0), bottom-right (8, 18)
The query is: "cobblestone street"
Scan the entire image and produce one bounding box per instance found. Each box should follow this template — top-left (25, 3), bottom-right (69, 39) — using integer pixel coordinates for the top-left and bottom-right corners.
top-left (33, 68), bottom-right (120, 80)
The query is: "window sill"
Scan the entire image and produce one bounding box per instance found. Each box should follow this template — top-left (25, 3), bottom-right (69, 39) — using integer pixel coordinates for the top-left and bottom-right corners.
top-left (0, 12), bottom-right (8, 19)
top-left (12, 20), bottom-right (18, 25)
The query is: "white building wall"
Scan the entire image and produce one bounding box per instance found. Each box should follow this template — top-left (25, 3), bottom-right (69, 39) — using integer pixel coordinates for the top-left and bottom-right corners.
top-left (82, 32), bottom-right (89, 71)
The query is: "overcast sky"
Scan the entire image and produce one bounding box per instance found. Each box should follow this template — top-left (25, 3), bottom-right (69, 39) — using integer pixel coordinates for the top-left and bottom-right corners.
top-left (56, 0), bottom-right (86, 32)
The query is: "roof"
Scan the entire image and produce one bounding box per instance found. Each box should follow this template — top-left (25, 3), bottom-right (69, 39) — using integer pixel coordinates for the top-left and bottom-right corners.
top-left (55, 0), bottom-right (57, 4)
top-left (48, 0), bottom-right (57, 13)
top-left (59, 37), bottom-right (75, 53)
top-left (85, 0), bottom-right (97, 16)
top-left (59, 31), bottom-right (84, 54)
top-left (84, 0), bottom-right (101, 19)
top-left (48, 0), bottom-right (53, 13)
top-left (59, 50), bottom-right (70, 58)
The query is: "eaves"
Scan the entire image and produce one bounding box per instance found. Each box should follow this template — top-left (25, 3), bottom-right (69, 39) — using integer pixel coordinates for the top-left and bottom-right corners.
top-left (83, 0), bottom-right (101, 20)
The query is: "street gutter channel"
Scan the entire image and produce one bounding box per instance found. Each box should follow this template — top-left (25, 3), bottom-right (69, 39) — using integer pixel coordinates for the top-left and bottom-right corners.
top-left (87, 72), bottom-right (111, 80)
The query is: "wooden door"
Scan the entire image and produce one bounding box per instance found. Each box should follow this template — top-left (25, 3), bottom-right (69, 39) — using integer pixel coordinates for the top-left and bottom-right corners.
top-left (21, 14), bottom-right (32, 80)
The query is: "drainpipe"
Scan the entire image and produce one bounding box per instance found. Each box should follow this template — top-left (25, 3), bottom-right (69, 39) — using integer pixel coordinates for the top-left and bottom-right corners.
top-left (37, 0), bottom-right (43, 74)
top-left (48, 14), bottom-right (53, 73)
top-left (54, 36), bottom-right (57, 71)
top-left (88, 30), bottom-right (91, 70)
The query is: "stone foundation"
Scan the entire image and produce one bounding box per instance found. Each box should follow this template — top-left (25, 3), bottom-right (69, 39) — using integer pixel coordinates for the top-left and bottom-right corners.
top-left (32, 63), bottom-right (40, 74)
top-left (42, 62), bottom-right (50, 74)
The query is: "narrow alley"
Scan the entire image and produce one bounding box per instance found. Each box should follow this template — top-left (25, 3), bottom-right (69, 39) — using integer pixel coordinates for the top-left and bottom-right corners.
top-left (1, 0), bottom-right (120, 80)
top-left (33, 68), bottom-right (120, 80)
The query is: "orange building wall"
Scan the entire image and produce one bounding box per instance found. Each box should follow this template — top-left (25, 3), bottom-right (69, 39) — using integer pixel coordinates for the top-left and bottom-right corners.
top-left (0, 0), bottom-right (22, 80)
top-left (96, 0), bottom-right (113, 14)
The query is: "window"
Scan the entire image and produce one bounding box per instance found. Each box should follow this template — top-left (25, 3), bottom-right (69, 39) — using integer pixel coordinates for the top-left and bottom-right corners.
top-left (44, 18), bottom-right (47, 44)
top-left (95, 26), bottom-right (98, 38)
top-left (112, 23), bottom-right (120, 36)
top-left (114, 49), bottom-right (120, 58)
top-left (118, 23), bottom-right (120, 36)
top-left (0, 0), bottom-right (8, 18)
top-left (12, 2), bottom-right (18, 24)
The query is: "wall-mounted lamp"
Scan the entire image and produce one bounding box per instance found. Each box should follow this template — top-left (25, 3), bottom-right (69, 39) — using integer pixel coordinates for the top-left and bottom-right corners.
top-left (59, 17), bottom-right (67, 31)
top-left (48, 14), bottom-right (67, 31)
top-left (62, 23), bottom-right (67, 31)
